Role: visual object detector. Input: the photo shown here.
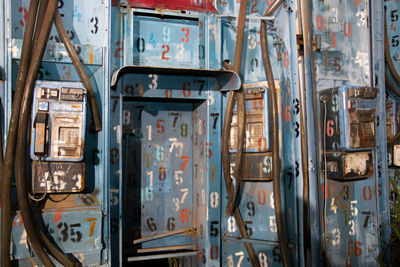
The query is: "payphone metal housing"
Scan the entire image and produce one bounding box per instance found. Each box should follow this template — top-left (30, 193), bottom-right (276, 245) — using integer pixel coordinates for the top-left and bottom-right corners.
top-left (30, 81), bottom-right (87, 193)
top-left (320, 86), bottom-right (377, 181)
top-left (229, 82), bottom-right (272, 181)
top-left (386, 97), bottom-right (400, 167)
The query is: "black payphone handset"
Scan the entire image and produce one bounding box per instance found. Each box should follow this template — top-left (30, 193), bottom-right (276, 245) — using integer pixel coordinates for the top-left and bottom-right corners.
top-left (319, 86), bottom-right (377, 181)
top-left (33, 112), bottom-right (49, 156)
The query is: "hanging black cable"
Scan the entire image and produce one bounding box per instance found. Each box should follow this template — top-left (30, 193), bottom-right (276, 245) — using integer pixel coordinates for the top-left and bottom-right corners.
top-left (54, 10), bottom-right (102, 132)
top-left (14, 0), bottom-right (59, 265)
top-left (32, 0), bottom-right (49, 45)
top-left (260, 1), bottom-right (291, 266)
top-left (221, 0), bottom-right (260, 266)
top-left (2, 0), bottom-right (100, 265)
top-left (1, 1), bottom-right (39, 266)
top-left (221, 61), bottom-right (245, 216)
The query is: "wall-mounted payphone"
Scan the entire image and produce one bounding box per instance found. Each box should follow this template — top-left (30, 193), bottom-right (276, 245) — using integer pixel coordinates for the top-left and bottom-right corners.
top-left (319, 86), bottom-right (377, 181)
top-left (229, 83), bottom-right (272, 181)
top-left (30, 81), bottom-right (87, 193)
top-left (386, 98), bottom-right (400, 167)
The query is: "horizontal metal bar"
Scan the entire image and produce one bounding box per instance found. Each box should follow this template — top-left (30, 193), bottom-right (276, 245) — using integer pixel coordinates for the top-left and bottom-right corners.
top-left (133, 227), bottom-right (196, 244)
top-left (216, 14), bottom-right (275, 21)
top-left (137, 245), bottom-right (193, 254)
top-left (241, 178), bottom-right (272, 182)
top-left (243, 81), bottom-right (269, 89)
top-left (224, 234), bottom-right (294, 248)
top-left (110, 66), bottom-right (242, 91)
top-left (126, 251), bottom-right (200, 262)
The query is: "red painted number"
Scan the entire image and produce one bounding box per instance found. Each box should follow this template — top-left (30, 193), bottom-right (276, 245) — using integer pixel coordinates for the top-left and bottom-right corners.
top-left (284, 51), bottom-right (289, 68)
top-left (158, 167), bottom-right (167, 181)
top-left (181, 27), bottom-right (189, 43)
top-left (162, 44), bottom-right (170, 60)
top-left (327, 120), bottom-right (334, 137)
top-left (183, 82), bottom-right (191, 97)
top-left (180, 156), bottom-right (190, 170)
top-left (165, 89), bottom-right (172, 98)
top-left (348, 240), bottom-right (362, 256)
top-left (251, 0), bottom-right (259, 13)
top-left (316, 15), bottom-right (324, 31)
top-left (115, 41), bottom-right (123, 58)
top-left (258, 190), bottom-right (266, 205)
top-left (344, 22), bottom-right (352, 36)
top-left (363, 185), bottom-right (372, 200)
top-left (285, 106), bottom-right (291, 122)
top-left (330, 33), bottom-right (336, 48)
top-left (210, 245), bottom-right (219, 260)
top-left (180, 208), bottom-right (190, 223)
top-left (156, 119), bottom-right (165, 134)
top-left (19, 7), bottom-right (28, 27)
top-left (206, 143), bottom-right (213, 158)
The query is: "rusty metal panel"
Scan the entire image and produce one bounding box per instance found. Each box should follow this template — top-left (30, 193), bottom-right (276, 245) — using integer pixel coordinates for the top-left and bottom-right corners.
top-left (4, 0), bottom-right (111, 265)
top-left (11, 209), bottom-right (103, 261)
top-left (310, 0), bottom-right (387, 266)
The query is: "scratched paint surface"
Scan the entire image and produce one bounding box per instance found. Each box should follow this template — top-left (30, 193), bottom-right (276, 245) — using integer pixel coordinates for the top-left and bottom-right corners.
top-left (11, 209), bottom-right (102, 260)
top-left (313, 0), bottom-right (370, 86)
top-left (11, 0), bottom-right (105, 67)
top-left (132, 15), bottom-right (200, 68)
top-left (312, 0), bottom-right (383, 266)
top-left (221, 18), bottom-right (280, 84)
top-left (6, 0), bottom-right (109, 265)
top-left (219, 1), bottom-right (302, 266)
top-left (109, 63), bottom-right (225, 265)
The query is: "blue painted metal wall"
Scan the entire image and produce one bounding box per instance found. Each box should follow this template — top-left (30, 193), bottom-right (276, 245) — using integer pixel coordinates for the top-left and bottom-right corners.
top-left (0, 0), bottom-right (395, 266)
top-left (309, 0), bottom-right (389, 266)
top-left (1, 0), bottom-right (111, 265)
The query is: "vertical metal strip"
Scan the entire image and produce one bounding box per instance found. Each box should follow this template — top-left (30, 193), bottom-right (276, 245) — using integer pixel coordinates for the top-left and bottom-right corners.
top-left (371, 0), bottom-right (391, 263)
top-left (298, 0), bottom-right (321, 266)
top-left (103, 2), bottom-right (111, 264)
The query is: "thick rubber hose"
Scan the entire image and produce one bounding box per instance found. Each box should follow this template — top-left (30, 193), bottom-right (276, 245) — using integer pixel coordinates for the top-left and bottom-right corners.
top-left (14, 0), bottom-right (59, 266)
top-left (221, 62), bottom-right (246, 216)
top-left (54, 10), bottom-right (102, 132)
top-left (38, 230), bottom-right (78, 267)
top-left (221, 1), bottom-right (260, 266)
top-left (33, 0), bottom-right (49, 45)
top-left (260, 12), bottom-right (291, 267)
top-left (222, 66), bottom-right (259, 267)
top-left (1, 1), bottom-right (39, 266)
top-left (222, 0), bottom-right (246, 217)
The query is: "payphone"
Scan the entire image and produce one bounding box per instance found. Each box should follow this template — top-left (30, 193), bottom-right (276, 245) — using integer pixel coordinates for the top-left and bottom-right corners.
top-left (319, 86), bottom-right (377, 181)
top-left (229, 84), bottom-right (272, 181)
top-left (30, 80), bottom-right (87, 193)
top-left (386, 98), bottom-right (400, 167)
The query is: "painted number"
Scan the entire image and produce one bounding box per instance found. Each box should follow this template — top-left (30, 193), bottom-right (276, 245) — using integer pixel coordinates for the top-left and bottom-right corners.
top-left (327, 120), bottom-right (334, 136)
top-left (348, 240), bottom-right (362, 256)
